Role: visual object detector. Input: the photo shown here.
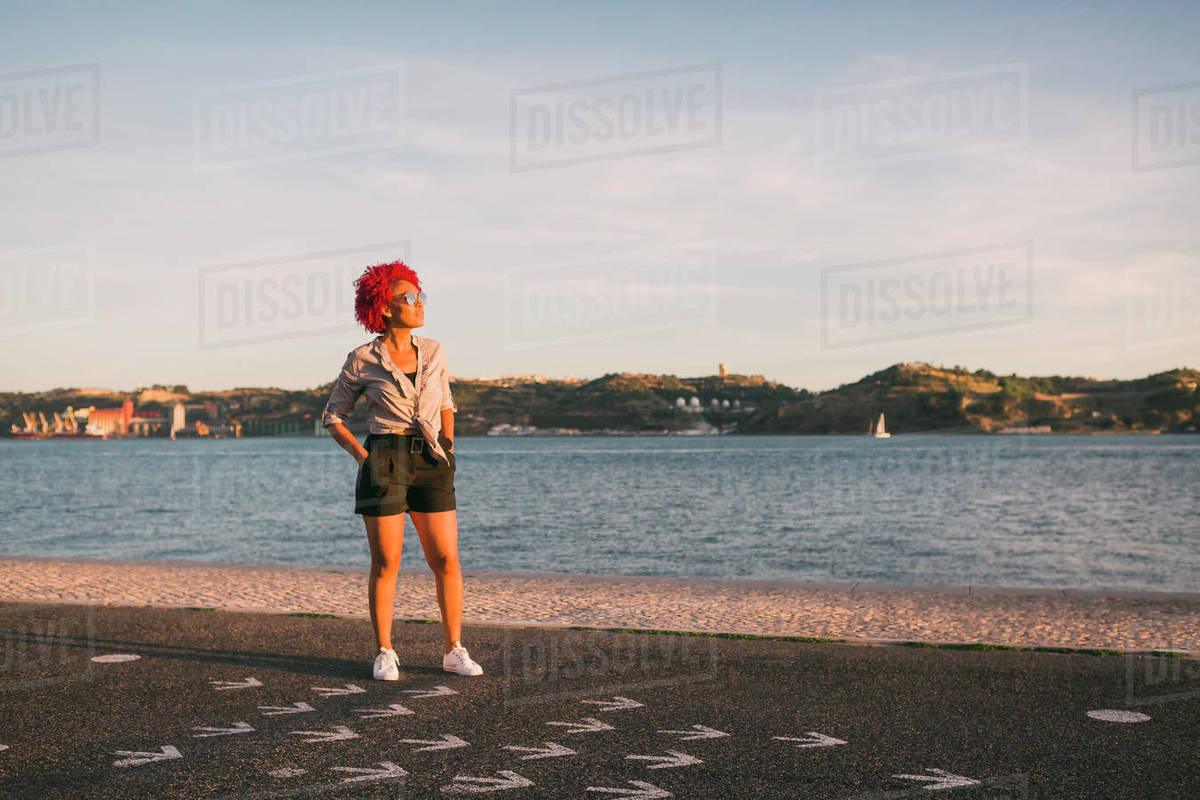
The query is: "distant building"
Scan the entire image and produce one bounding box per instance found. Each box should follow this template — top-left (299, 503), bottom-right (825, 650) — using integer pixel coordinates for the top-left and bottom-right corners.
top-left (719, 362), bottom-right (728, 377)
top-left (171, 403), bottom-right (187, 438)
top-left (128, 409), bottom-right (169, 437)
top-left (87, 399), bottom-right (134, 436)
top-left (477, 374), bottom-right (547, 386)
top-left (487, 423), bottom-right (539, 435)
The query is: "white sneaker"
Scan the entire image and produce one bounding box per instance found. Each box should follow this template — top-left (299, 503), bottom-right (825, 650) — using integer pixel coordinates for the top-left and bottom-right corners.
top-left (442, 642), bottom-right (483, 676)
top-left (373, 646), bottom-right (400, 681)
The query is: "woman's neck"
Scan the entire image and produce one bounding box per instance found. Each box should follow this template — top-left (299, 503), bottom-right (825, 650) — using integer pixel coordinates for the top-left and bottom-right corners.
top-left (380, 329), bottom-right (414, 351)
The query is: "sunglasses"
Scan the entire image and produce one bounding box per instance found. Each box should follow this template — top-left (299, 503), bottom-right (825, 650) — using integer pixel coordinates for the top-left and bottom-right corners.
top-left (394, 291), bottom-right (427, 306)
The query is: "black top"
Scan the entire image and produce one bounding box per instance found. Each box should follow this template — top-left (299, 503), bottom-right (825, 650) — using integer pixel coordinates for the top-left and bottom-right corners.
top-left (403, 370), bottom-right (417, 385)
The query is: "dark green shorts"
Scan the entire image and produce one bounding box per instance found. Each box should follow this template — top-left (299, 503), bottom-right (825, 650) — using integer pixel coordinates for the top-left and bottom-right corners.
top-left (355, 432), bottom-right (456, 516)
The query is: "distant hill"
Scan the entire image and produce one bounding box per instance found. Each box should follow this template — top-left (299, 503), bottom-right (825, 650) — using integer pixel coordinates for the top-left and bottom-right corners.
top-left (769, 362), bottom-right (1200, 434)
top-left (3, 363), bottom-right (1197, 436)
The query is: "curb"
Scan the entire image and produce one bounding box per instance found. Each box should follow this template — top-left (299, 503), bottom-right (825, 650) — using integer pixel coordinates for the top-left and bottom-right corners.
top-left (2, 596), bottom-right (1192, 659)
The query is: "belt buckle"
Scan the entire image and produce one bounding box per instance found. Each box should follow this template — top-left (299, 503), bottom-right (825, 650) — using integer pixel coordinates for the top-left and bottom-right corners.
top-left (408, 436), bottom-right (425, 453)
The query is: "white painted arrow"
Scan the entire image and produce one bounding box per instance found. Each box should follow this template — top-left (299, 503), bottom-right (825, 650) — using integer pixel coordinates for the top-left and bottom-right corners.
top-left (441, 769), bottom-right (533, 794)
top-left (312, 683), bottom-right (367, 697)
top-left (330, 760), bottom-right (409, 784)
top-left (625, 749), bottom-right (702, 770)
top-left (502, 741), bottom-right (576, 760)
top-left (259, 702), bottom-right (316, 716)
top-left (773, 731), bottom-right (847, 748)
top-left (546, 716), bottom-right (615, 734)
top-left (192, 721), bottom-right (255, 738)
top-left (289, 725), bottom-right (360, 743)
top-left (582, 696), bottom-right (644, 711)
top-left (584, 779), bottom-right (672, 798)
top-left (657, 724), bottom-right (729, 740)
top-left (0, 744), bottom-right (8, 752)
top-left (113, 744), bottom-right (182, 768)
top-left (352, 703), bottom-right (415, 718)
top-left (401, 684), bottom-right (458, 699)
top-left (209, 676), bottom-right (262, 691)
top-left (892, 768), bottom-right (980, 791)
top-left (396, 733), bottom-right (469, 751)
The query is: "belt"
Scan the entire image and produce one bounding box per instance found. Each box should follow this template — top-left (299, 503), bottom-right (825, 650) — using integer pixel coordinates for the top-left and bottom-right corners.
top-left (367, 431), bottom-right (427, 452)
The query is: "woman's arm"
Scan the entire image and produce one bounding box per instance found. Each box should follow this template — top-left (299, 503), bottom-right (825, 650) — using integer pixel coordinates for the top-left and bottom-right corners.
top-left (440, 408), bottom-right (454, 451)
top-left (322, 351), bottom-right (368, 463)
top-left (328, 421), bottom-right (369, 465)
top-left (438, 347), bottom-right (456, 451)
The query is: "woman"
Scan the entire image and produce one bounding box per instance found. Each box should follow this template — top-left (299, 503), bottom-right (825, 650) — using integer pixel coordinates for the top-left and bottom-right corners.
top-left (321, 260), bottom-right (483, 680)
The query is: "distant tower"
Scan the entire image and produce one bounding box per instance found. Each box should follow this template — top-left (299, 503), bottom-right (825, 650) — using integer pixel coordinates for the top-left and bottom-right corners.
top-left (718, 362), bottom-right (728, 377)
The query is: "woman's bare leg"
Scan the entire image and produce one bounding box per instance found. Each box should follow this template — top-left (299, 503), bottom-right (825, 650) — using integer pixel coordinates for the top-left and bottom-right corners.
top-left (364, 512), bottom-right (405, 650)
top-left (409, 509), bottom-right (462, 654)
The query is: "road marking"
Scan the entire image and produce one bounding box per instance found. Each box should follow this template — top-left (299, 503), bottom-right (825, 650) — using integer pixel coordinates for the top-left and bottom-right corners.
top-left (352, 702), bottom-right (415, 718)
top-left (289, 725), bottom-right (360, 743)
top-left (773, 731), bottom-right (847, 748)
top-left (502, 741), bottom-right (576, 760)
top-left (892, 768), bottom-right (980, 790)
top-left (269, 767), bottom-right (307, 777)
top-left (330, 760), bottom-right (409, 783)
top-left (259, 702), bottom-right (317, 715)
top-left (312, 683), bottom-right (366, 697)
top-left (396, 733), bottom-right (469, 751)
top-left (582, 696), bottom-right (645, 711)
top-left (192, 721), bottom-right (255, 738)
top-left (209, 676), bottom-right (262, 691)
top-left (441, 769), bottom-right (533, 794)
top-left (401, 684), bottom-right (458, 699)
top-left (657, 724), bottom-right (729, 740)
top-left (584, 779), bottom-right (672, 798)
top-left (546, 716), bottom-right (615, 734)
top-left (625, 749), bottom-right (703, 769)
top-left (91, 653), bottom-right (140, 663)
top-left (1087, 709), bottom-right (1152, 723)
top-left (112, 744), bottom-right (182, 767)
top-left (0, 745), bottom-right (7, 752)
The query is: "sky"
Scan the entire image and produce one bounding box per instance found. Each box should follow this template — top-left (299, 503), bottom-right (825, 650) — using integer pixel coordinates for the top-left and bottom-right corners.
top-left (1, 0), bottom-right (1197, 394)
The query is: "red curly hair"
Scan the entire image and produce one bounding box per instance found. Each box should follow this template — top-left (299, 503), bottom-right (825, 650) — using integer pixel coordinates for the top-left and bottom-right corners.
top-left (354, 260), bottom-right (422, 334)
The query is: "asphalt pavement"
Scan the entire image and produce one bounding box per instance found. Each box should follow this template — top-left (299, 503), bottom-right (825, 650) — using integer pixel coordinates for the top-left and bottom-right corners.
top-left (0, 601), bottom-right (1195, 799)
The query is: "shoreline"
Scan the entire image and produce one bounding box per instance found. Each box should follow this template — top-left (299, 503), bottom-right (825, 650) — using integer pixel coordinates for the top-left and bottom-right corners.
top-left (2, 554), bottom-right (1197, 655)
top-left (5, 431), bottom-right (1197, 442)
top-left (2, 552), bottom-right (1197, 602)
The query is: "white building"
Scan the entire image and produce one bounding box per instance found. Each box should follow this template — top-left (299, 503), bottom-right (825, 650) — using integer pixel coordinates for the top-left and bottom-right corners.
top-left (170, 403), bottom-right (187, 438)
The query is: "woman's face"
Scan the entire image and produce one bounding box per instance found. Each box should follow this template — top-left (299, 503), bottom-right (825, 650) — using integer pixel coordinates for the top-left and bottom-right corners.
top-left (385, 279), bottom-right (424, 330)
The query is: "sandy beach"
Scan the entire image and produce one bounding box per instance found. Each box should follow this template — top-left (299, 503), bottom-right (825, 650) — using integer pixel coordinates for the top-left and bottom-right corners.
top-left (1, 554), bottom-right (1196, 654)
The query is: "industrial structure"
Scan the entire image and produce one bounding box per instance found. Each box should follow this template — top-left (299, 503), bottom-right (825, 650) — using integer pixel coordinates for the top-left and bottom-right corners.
top-left (9, 398), bottom-right (240, 439)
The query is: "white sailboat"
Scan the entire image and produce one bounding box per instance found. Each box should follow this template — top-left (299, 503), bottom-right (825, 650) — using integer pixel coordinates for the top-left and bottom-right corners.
top-left (871, 412), bottom-right (891, 438)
